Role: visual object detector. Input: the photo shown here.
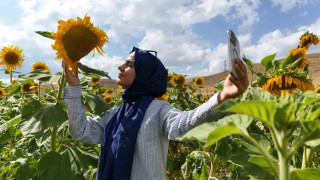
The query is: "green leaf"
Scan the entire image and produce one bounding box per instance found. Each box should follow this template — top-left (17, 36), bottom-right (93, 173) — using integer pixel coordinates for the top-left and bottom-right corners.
top-left (181, 151), bottom-right (209, 180)
top-left (248, 155), bottom-right (278, 175)
top-left (20, 101), bottom-right (68, 135)
top-left (256, 73), bottom-right (268, 87)
top-left (229, 149), bottom-right (275, 179)
top-left (291, 168), bottom-right (320, 180)
top-left (214, 99), bottom-right (237, 111)
top-left (35, 31), bottom-right (54, 40)
top-left (18, 70), bottom-right (52, 82)
top-left (287, 57), bottom-right (303, 69)
top-left (14, 158), bottom-right (30, 180)
top-left (48, 74), bottom-right (62, 84)
top-left (261, 53), bottom-right (276, 73)
top-left (178, 114), bottom-right (253, 148)
top-left (38, 152), bottom-right (62, 180)
top-left (61, 149), bottom-right (84, 180)
top-left (281, 53), bottom-right (293, 68)
top-left (242, 55), bottom-right (254, 74)
top-left (82, 92), bottom-right (109, 116)
top-left (77, 62), bottom-right (111, 79)
top-left (0, 127), bottom-right (16, 145)
top-left (227, 101), bottom-right (276, 127)
top-left (8, 83), bottom-right (21, 95)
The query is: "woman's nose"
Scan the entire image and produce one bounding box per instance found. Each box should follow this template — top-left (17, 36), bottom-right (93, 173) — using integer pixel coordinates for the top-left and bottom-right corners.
top-left (118, 63), bottom-right (125, 71)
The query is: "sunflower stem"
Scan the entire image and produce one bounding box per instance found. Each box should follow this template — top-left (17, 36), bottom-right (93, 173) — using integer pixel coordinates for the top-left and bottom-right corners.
top-left (38, 81), bottom-right (42, 101)
top-left (9, 69), bottom-right (13, 110)
top-left (51, 72), bottom-right (66, 151)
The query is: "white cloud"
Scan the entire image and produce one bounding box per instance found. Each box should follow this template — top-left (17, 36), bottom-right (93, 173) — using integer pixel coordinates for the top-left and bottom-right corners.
top-left (271, 0), bottom-right (309, 11)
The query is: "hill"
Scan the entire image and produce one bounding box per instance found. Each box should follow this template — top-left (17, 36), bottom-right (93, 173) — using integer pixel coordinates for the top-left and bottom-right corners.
top-left (96, 53), bottom-right (320, 95)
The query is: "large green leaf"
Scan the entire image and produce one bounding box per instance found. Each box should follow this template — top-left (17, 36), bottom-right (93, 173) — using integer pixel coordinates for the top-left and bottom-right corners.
top-left (261, 53), bottom-right (276, 73)
top-left (229, 150), bottom-right (275, 179)
top-left (18, 69), bottom-right (52, 82)
top-left (181, 151), bottom-right (209, 180)
top-left (226, 101), bottom-right (276, 127)
top-left (178, 114), bottom-right (253, 148)
top-left (291, 169), bottom-right (320, 180)
top-left (20, 101), bottom-right (68, 135)
top-left (14, 158), bottom-right (30, 180)
top-left (82, 92), bottom-right (109, 116)
top-left (77, 62), bottom-right (111, 79)
top-left (248, 155), bottom-right (278, 175)
top-left (61, 149), bottom-right (84, 180)
top-left (37, 152), bottom-right (62, 180)
top-left (8, 83), bottom-right (21, 95)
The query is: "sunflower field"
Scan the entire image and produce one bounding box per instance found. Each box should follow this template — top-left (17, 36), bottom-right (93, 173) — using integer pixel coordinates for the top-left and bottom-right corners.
top-left (0, 14), bottom-right (320, 180)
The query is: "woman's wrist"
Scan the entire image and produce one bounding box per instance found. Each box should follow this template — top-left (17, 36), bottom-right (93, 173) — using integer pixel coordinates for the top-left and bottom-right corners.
top-left (218, 91), bottom-right (228, 104)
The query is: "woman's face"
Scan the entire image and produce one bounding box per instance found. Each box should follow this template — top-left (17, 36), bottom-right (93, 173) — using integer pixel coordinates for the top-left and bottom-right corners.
top-left (116, 52), bottom-right (136, 89)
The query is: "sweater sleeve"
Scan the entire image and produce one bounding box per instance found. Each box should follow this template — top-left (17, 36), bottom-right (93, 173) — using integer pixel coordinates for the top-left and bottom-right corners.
top-left (63, 85), bottom-right (118, 144)
top-left (160, 92), bottom-right (226, 140)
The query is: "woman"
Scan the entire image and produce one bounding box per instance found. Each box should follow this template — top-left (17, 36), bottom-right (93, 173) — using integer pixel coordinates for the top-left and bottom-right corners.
top-left (63, 47), bottom-right (249, 180)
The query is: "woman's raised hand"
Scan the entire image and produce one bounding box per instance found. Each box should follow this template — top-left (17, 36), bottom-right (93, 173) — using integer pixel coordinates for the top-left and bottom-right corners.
top-left (218, 58), bottom-right (249, 104)
top-left (62, 62), bottom-right (79, 87)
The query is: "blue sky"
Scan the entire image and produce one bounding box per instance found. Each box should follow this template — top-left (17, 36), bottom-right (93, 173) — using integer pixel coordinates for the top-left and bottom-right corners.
top-left (0, 0), bottom-right (319, 83)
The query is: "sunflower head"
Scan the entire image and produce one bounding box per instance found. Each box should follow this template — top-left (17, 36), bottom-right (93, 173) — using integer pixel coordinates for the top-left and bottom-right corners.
top-left (194, 76), bottom-right (204, 87)
top-left (32, 62), bottom-right (50, 71)
top-left (299, 31), bottom-right (319, 48)
top-left (105, 88), bottom-right (114, 95)
top-left (315, 86), bottom-right (320, 93)
top-left (91, 77), bottom-right (101, 86)
top-left (172, 74), bottom-right (185, 86)
top-left (103, 95), bottom-right (113, 104)
top-left (156, 94), bottom-right (168, 102)
top-left (51, 14), bottom-right (109, 73)
top-left (0, 45), bottom-right (25, 71)
top-left (262, 74), bottom-right (314, 96)
top-left (0, 88), bottom-right (6, 97)
top-left (117, 85), bottom-right (123, 91)
top-left (11, 79), bottom-right (18, 84)
top-left (201, 96), bottom-right (210, 102)
top-left (22, 82), bottom-right (36, 93)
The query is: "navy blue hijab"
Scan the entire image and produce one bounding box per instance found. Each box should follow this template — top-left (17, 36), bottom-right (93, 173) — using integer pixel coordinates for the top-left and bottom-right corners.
top-left (97, 47), bottom-right (168, 180)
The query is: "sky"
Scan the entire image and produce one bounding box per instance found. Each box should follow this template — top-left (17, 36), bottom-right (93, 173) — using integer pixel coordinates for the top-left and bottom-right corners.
top-left (0, 0), bottom-right (319, 83)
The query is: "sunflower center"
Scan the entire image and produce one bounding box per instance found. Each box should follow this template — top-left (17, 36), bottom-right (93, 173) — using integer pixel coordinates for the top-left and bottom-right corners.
top-left (4, 52), bottom-right (19, 64)
top-left (62, 27), bottom-right (98, 62)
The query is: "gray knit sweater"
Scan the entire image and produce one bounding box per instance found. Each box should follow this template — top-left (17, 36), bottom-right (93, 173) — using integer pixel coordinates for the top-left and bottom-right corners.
top-left (63, 86), bottom-right (225, 180)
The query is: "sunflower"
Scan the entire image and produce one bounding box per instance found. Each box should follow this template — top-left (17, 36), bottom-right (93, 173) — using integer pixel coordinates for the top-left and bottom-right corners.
top-left (32, 62), bottom-right (50, 71)
top-left (300, 32), bottom-right (319, 48)
top-left (315, 86), bottom-right (320, 93)
top-left (167, 74), bottom-right (173, 83)
top-left (288, 48), bottom-right (309, 70)
top-left (117, 85), bottom-right (123, 91)
top-left (0, 88), bottom-right (6, 97)
top-left (103, 95), bottom-right (113, 104)
top-left (91, 77), bottom-right (101, 86)
top-left (0, 45), bottom-right (25, 71)
top-left (156, 94), bottom-right (168, 102)
top-left (105, 88), bottom-right (114, 95)
top-left (194, 76), bottom-right (204, 87)
top-left (11, 79), bottom-right (18, 84)
top-left (172, 74), bottom-right (185, 86)
top-left (201, 96), bottom-right (210, 102)
top-left (51, 14), bottom-right (109, 73)
top-left (22, 82), bottom-right (36, 93)
top-left (262, 74), bottom-right (314, 96)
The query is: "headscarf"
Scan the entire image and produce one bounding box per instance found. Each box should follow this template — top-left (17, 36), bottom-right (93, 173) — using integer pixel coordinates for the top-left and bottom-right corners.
top-left (97, 47), bottom-right (168, 180)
